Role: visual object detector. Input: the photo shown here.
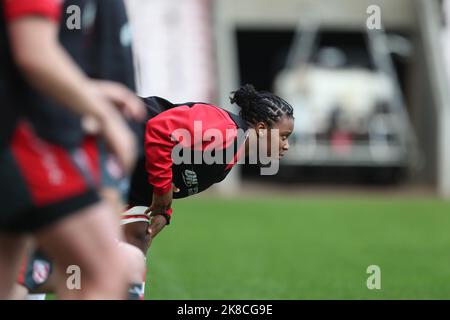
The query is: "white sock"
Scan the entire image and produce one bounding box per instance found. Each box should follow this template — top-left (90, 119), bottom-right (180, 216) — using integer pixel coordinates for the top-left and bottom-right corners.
top-left (26, 293), bottom-right (46, 300)
top-left (141, 281), bottom-right (146, 300)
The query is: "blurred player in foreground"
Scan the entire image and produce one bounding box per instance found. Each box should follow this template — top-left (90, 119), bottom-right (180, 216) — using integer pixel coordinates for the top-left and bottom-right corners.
top-left (0, 0), bottom-right (145, 299)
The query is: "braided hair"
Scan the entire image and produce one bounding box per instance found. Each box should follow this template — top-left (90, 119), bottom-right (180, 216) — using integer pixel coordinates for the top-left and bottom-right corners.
top-left (230, 84), bottom-right (294, 127)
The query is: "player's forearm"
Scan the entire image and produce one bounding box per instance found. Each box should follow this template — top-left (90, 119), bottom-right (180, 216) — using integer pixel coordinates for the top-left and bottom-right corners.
top-left (8, 17), bottom-right (110, 121)
top-left (145, 133), bottom-right (175, 194)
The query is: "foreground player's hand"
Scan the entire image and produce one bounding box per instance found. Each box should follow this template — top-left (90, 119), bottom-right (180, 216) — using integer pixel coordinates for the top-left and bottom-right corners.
top-left (100, 107), bottom-right (137, 174)
top-left (92, 80), bottom-right (146, 121)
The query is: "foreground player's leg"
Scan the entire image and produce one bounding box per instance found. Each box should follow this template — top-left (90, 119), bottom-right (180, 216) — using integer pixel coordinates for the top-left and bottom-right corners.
top-left (35, 202), bottom-right (129, 300)
top-left (100, 184), bottom-right (147, 300)
top-left (118, 242), bottom-right (146, 300)
top-left (0, 235), bottom-right (29, 299)
top-left (13, 241), bottom-right (146, 300)
top-left (10, 189), bottom-right (147, 300)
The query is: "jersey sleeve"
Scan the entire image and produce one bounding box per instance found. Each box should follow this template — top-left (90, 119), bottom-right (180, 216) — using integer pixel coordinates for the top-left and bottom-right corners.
top-left (145, 104), bottom-right (238, 195)
top-left (3, 0), bottom-right (62, 23)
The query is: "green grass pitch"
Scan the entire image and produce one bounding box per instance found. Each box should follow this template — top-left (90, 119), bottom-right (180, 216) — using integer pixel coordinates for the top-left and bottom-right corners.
top-left (145, 196), bottom-right (450, 299)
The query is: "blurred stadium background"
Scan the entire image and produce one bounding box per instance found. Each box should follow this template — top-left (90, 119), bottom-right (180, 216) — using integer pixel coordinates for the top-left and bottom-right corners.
top-left (124, 0), bottom-right (450, 299)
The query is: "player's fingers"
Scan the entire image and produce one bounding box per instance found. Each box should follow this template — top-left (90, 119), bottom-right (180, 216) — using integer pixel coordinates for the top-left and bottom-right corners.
top-left (81, 115), bottom-right (101, 134)
top-left (97, 81), bottom-right (146, 121)
top-left (115, 88), bottom-right (145, 121)
top-left (147, 225), bottom-right (153, 236)
top-left (102, 113), bottom-right (137, 174)
top-left (112, 134), bottom-right (136, 173)
top-left (125, 92), bottom-right (146, 121)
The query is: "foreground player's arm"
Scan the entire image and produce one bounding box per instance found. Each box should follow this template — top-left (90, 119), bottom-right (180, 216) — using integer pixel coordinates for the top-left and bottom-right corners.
top-left (91, 80), bottom-right (146, 122)
top-left (7, 13), bottom-right (108, 121)
top-left (5, 3), bottom-right (140, 172)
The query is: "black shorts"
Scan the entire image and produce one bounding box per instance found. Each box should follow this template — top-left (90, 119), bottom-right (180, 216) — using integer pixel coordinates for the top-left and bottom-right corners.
top-left (128, 156), bottom-right (152, 207)
top-left (0, 122), bottom-right (101, 233)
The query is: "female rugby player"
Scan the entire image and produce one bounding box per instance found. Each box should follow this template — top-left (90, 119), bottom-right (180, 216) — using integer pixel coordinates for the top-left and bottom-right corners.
top-left (122, 84), bottom-right (295, 256)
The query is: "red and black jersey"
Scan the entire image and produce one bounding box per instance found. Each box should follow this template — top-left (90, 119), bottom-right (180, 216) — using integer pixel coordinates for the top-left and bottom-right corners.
top-left (0, 0), bottom-right (62, 148)
top-left (88, 0), bottom-right (136, 91)
top-left (128, 97), bottom-right (249, 205)
top-left (0, 0), bottom-right (136, 149)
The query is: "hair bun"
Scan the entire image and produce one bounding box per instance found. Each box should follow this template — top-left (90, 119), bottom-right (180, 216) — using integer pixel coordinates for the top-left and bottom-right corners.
top-left (229, 83), bottom-right (293, 125)
top-left (229, 84), bottom-right (258, 110)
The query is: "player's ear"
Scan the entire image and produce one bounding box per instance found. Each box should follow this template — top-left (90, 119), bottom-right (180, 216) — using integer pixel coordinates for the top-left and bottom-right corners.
top-left (255, 122), bottom-right (268, 137)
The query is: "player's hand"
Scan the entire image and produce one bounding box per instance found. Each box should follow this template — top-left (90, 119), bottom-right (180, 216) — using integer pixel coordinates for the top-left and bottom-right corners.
top-left (148, 187), bottom-right (173, 215)
top-left (91, 80), bottom-right (146, 122)
top-left (100, 108), bottom-right (137, 175)
top-left (146, 184), bottom-right (179, 215)
top-left (80, 100), bottom-right (137, 175)
top-left (147, 214), bottom-right (167, 239)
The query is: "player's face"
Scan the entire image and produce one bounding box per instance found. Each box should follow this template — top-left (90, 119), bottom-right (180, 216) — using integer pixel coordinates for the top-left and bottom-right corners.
top-left (269, 116), bottom-right (294, 159)
top-left (251, 116), bottom-right (294, 161)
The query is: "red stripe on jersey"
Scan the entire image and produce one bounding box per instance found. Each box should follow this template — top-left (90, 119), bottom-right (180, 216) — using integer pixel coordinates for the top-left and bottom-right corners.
top-left (3, 0), bottom-right (62, 23)
top-left (10, 122), bottom-right (97, 206)
top-left (122, 214), bottom-right (150, 221)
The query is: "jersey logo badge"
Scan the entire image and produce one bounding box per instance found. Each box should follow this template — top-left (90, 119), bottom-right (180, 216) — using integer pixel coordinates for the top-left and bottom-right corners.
top-left (182, 170), bottom-right (198, 195)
